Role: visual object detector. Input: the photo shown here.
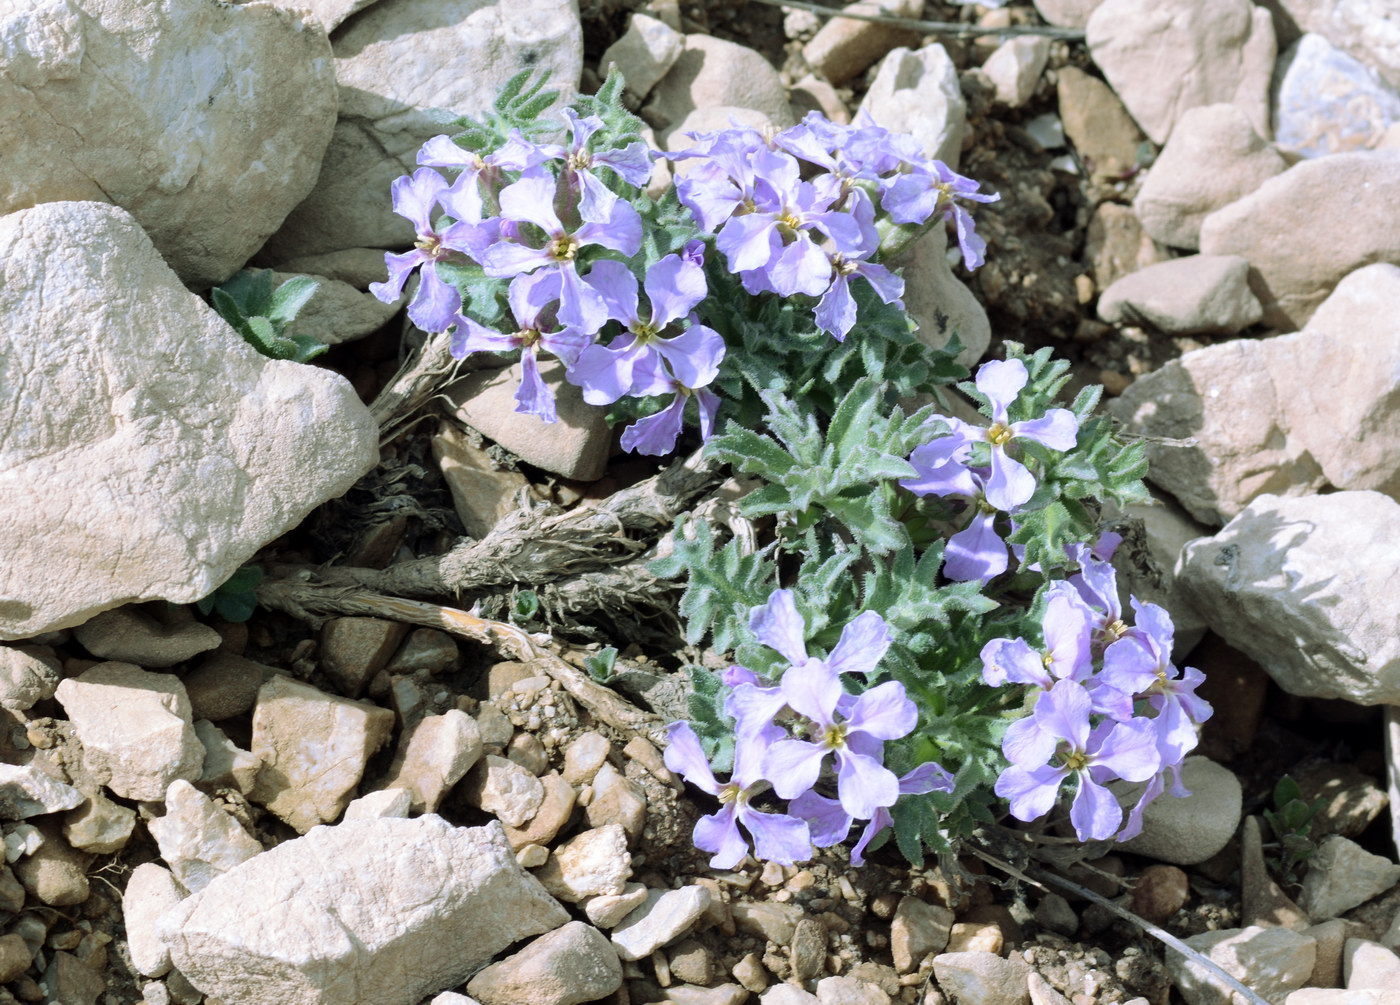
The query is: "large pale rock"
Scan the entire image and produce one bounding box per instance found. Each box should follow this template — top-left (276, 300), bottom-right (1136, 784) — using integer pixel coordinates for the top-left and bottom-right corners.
top-left (72, 605), bottom-right (219, 669)
top-left (647, 34), bottom-right (792, 133)
top-left (611, 886), bottom-right (711, 961)
top-left (1110, 264), bottom-right (1400, 523)
top-left (250, 675), bottom-right (395, 832)
top-left (263, 0), bottom-right (382, 32)
top-left (1086, 0), bottom-right (1275, 144)
top-left (930, 952), bottom-right (1031, 1005)
top-left (1056, 66), bottom-right (1145, 178)
top-left (859, 45), bottom-right (966, 167)
top-left (54, 663), bottom-right (204, 801)
top-left (1177, 492), bottom-right (1400, 705)
top-left (891, 223), bottom-right (989, 368)
top-left (1274, 34), bottom-right (1400, 158)
top-left (1199, 150), bottom-right (1400, 328)
top-left (0, 763), bottom-right (83, 820)
top-left (160, 817), bottom-right (570, 1005)
top-left (1032, 0), bottom-right (1105, 28)
top-left (535, 824), bottom-right (632, 903)
top-left (123, 863), bottom-right (185, 978)
top-left (271, 271), bottom-right (402, 345)
top-left (0, 645), bottom-right (60, 710)
top-left (262, 0), bottom-right (582, 259)
top-left (1299, 837), bottom-right (1400, 920)
top-left (1167, 926), bottom-right (1315, 1005)
top-left (1097, 255), bottom-right (1262, 334)
top-left (1132, 104), bottom-right (1289, 249)
top-left (466, 921), bottom-right (622, 1005)
top-left (801, 0), bottom-right (922, 87)
top-left (147, 780), bottom-right (262, 894)
top-left (1263, 0), bottom-right (1400, 92)
top-left (0, 0), bottom-right (336, 287)
top-left (1113, 757), bottom-right (1242, 865)
top-left (1084, 202), bottom-right (1170, 290)
top-left (982, 36), bottom-right (1052, 108)
top-left (601, 13), bottom-right (683, 102)
top-left (0, 201), bottom-right (378, 639)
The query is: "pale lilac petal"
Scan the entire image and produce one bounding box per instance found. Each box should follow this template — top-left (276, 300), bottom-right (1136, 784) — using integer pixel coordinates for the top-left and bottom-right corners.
top-left (498, 170), bottom-right (564, 234)
top-left (731, 716), bottom-right (786, 789)
top-left (1001, 715), bottom-right (1056, 768)
top-left (1042, 594), bottom-right (1094, 680)
top-left (740, 807), bottom-right (813, 865)
top-left (416, 134), bottom-right (478, 167)
top-left (567, 342), bottom-right (637, 405)
top-left (644, 255), bottom-right (707, 328)
top-left (514, 348), bottom-right (557, 422)
top-left (1131, 598), bottom-right (1176, 654)
top-left (408, 265), bottom-right (463, 333)
top-left (835, 750), bottom-right (900, 819)
top-left (439, 172), bottom-right (484, 225)
top-left (899, 762), bottom-right (955, 795)
top-left (851, 808), bottom-right (892, 866)
top-left (902, 436), bottom-right (977, 498)
top-left (1035, 679), bottom-right (1092, 752)
top-left (984, 447), bottom-right (1037, 512)
top-left (556, 263), bottom-right (611, 332)
top-left (439, 217), bottom-right (495, 260)
top-left (1116, 772), bottom-right (1165, 841)
top-left (943, 511), bottom-right (1009, 583)
top-left (1090, 718), bottom-right (1160, 783)
top-left (695, 387), bottom-right (721, 440)
top-left (507, 269), bottom-right (563, 329)
top-left (623, 349), bottom-right (674, 398)
top-left (694, 805), bottom-right (749, 870)
top-left (767, 237), bottom-right (833, 298)
top-left (748, 590), bottom-right (810, 667)
top-left (1013, 408), bottom-right (1079, 452)
top-left (995, 763), bottom-right (1066, 823)
top-left (1099, 637), bottom-right (1159, 699)
top-left (810, 209), bottom-right (867, 256)
top-left (980, 637), bottom-right (1050, 688)
top-left (1174, 667), bottom-right (1213, 724)
top-left (725, 683), bottom-right (789, 745)
top-left (654, 324), bottom-right (726, 389)
top-left (538, 327), bottom-right (593, 368)
top-left (974, 358), bottom-right (1028, 422)
top-left (826, 611), bottom-right (893, 678)
top-left (723, 666), bottom-right (760, 687)
top-left (391, 168), bottom-right (449, 234)
top-left (855, 261), bottom-right (905, 305)
top-left (780, 663), bottom-right (843, 728)
top-left (790, 790), bottom-right (852, 847)
top-left (764, 740), bottom-right (828, 800)
top-left (846, 681), bottom-right (917, 741)
top-left (663, 721), bottom-right (721, 795)
top-left (716, 214), bottom-right (778, 273)
top-left (369, 249), bottom-right (427, 303)
top-left (813, 274), bottom-right (857, 341)
top-left (952, 204), bottom-right (988, 270)
top-left (449, 315), bottom-right (517, 357)
top-left (492, 131), bottom-right (554, 172)
top-left (593, 142), bottom-right (655, 187)
top-left (620, 394), bottom-right (687, 455)
top-left (1070, 773), bottom-right (1123, 841)
top-left (583, 260), bottom-right (640, 325)
top-left (480, 241), bottom-right (555, 277)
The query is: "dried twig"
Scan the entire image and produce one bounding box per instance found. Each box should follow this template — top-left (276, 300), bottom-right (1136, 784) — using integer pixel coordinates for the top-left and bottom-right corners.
top-left (967, 844), bottom-right (1274, 1005)
top-left (369, 330), bottom-right (464, 444)
top-left (751, 0), bottom-right (1086, 40)
top-left (255, 581), bottom-right (660, 733)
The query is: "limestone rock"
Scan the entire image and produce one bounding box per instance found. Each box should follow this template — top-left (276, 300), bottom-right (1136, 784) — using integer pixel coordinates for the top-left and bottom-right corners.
top-left (182, 652), bottom-right (271, 722)
top-left (859, 45), bottom-right (966, 167)
top-left (1241, 816), bottom-right (1309, 931)
top-left (563, 732), bottom-right (611, 786)
top-left (501, 771), bottom-right (577, 850)
top-left (1087, 0), bottom-right (1276, 144)
top-left (160, 817), bottom-right (570, 1005)
top-left (1300, 837), bottom-right (1400, 920)
top-left (890, 225), bottom-right (990, 368)
top-left (1056, 66), bottom-right (1146, 179)
top-left (270, 271), bottom-right (402, 346)
top-left (1346, 940), bottom-right (1400, 989)
top-left (445, 361), bottom-right (610, 480)
top-left (383, 709), bottom-right (483, 813)
top-left (194, 719), bottom-right (262, 795)
top-left (463, 754), bottom-right (545, 828)
top-left (930, 951), bottom-right (1031, 1005)
top-left (582, 883), bottom-right (649, 930)
top-left (319, 617), bottom-right (409, 698)
top-left (1032, 0), bottom-right (1105, 28)
top-left (1097, 255), bottom-right (1262, 334)
top-left (262, 0), bottom-right (582, 259)
top-left (249, 675), bottom-right (395, 832)
top-left (270, 248), bottom-right (395, 290)
top-left (1084, 202), bottom-right (1170, 291)
top-left (0, 645), bottom-right (60, 710)
top-left (13, 821), bottom-right (89, 907)
top-left (1132, 104), bottom-right (1289, 249)
top-left (1110, 264), bottom-right (1400, 523)
top-left (802, 0), bottom-right (922, 87)
top-left (0, 0), bottom-right (336, 286)
top-left (431, 423), bottom-right (531, 540)
top-left (261, 0), bottom-right (381, 32)
top-left (891, 897), bottom-right (953, 973)
top-left (584, 762), bottom-right (647, 839)
top-left (72, 605), bottom-right (220, 669)
top-left (1198, 150), bottom-right (1400, 328)
top-left (1264, 0), bottom-right (1400, 93)
top-left (54, 663), bottom-right (204, 801)
top-left (535, 824), bottom-right (632, 903)
top-left (1176, 493), bottom-right (1400, 705)
top-left (983, 36), bottom-right (1051, 108)
top-left (611, 885), bottom-right (711, 961)
top-left (1113, 757), bottom-right (1241, 865)
top-left (343, 787), bottom-right (413, 820)
top-left (1167, 926), bottom-right (1315, 1005)
top-left (148, 779), bottom-right (262, 893)
top-left (601, 13), bottom-right (683, 102)
top-left (0, 201), bottom-right (378, 640)
top-left (466, 921), bottom-right (622, 1005)
top-left (0, 763), bottom-right (83, 820)
top-left (1274, 34), bottom-right (1400, 158)
top-left (62, 787), bottom-right (136, 855)
top-left (646, 33), bottom-right (793, 134)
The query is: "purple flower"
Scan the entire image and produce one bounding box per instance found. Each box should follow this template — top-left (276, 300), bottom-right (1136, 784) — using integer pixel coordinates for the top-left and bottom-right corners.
top-left (617, 360), bottom-right (722, 456)
top-left (995, 679), bottom-right (1160, 841)
top-left (369, 167), bottom-right (496, 333)
top-left (790, 761), bottom-right (954, 865)
top-left (880, 159), bottom-right (1000, 269)
top-left (450, 271), bottom-right (591, 422)
top-left (416, 133), bottom-right (548, 221)
top-left (747, 590), bottom-right (893, 680)
top-left (671, 129), bottom-right (778, 232)
top-left (480, 169), bottom-right (642, 331)
top-left (811, 192), bottom-right (904, 340)
top-left (980, 593), bottom-right (1094, 689)
top-left (664, 718), bottom-right (812, 869)
top-left (537, 108), bottom-right (654, 194)
top-left (900, 439), bottom-right (1010, 583)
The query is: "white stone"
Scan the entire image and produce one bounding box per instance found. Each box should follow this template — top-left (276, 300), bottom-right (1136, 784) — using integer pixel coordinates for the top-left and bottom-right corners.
top-left (72, 606), bottom-right (220, 669)
top-left (601, 13), bottom-right (683, 101)
top-left (194, 719), bottom-right (261, 795)
top-left (646, 33), bottom-right (793, 133)
top-left (262, 0), bottom-right (582, 259)
top-left (1346, 939), bottom-right (1400, 989)
top-left (982, 36), bottom-right (1051, 108)
top-left (54, 663), bottom-right (204, 802)
top-left (260, 0), bottom-right (380, 32)
top-left (891, 225), bottom-right (990, 368)
top-left (562, 732), bottom-right (611, 786)
top-left (1167, 926), bottom-right (1315, 1005)
top-left (930, 951), bottom-right (1033, 1005)
top-left (1177, 493), bottom-right (1400, 705)
top-left (384, 709), bottom-right (483, 813)
top-left (466, 921), bottom-right (622, 1005)
top-left (0, 645), bottom-right (60, 711)
top-left (123, 863), bottom-right (185, 978)
top-left (1086, 0), bottom-right (1275, 144)
top-left (1114, 757), bottom-right (1242, 865)
top-left (1300, 837), bottom-right (1400, 920)
top-left (1032, 0), bottom-right (1104, 28)
top-left (1274, 34), bottom-right (1400, 158)
top-left (1199, 150), bottom-right (1400, 328)
top-left (859, 45), bottom-right (967, 167)
top-left (62, 787), bottom-right (136, 854)
top-left (0, 764), bottom-right (83, 821)
top-left (801, 0), bottom-right (922, 87)
top-left (535, 824), bottom-right (632, 903)
top-left (250, 675), bottom-right (396, 833)
top-left (148, 780), bottom-right (262, 894)
top-left (1110, 264), bottom-right (1400, 524)
top-left (464, 754), bottom-right (544, 829)
top-left (611, 885), bottom-right (711, 961)
top-left (270, 271), bottom-right (402, 346)
top-left (343, 787), bottom-right (413, 821)
top-left (581, 882), bottom-right (649, 929)
top-left (0, 201), bottom-right (379, 639)
top-left (1267, 0), bottom-right (1400, 92)
top-left (159, 817), bottom-right (570, 1005)
top-left (1132, 103), bottom-right (1289, 250)
top-left (1097, 255), bottom-right (1262, 334)
top-left (0, 0), bottom-right (337, 287)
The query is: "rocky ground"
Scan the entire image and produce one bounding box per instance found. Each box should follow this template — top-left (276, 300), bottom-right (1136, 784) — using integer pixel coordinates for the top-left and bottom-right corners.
top-left (2, 0), bottom-right (1400, 1003)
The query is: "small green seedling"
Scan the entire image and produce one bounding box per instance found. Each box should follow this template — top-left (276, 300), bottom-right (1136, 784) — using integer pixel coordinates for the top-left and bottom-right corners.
top-left (1262, 774), bottom-right (1325, 885)
top-left (583, 647), bottom-right (618, 684)
top-left (211, 269), bottom-right (327, 363)
top-left (196, 565), bottom-right (263, 623)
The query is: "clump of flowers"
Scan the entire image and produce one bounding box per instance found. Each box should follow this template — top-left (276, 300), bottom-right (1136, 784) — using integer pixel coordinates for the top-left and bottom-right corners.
top-left (371, 70), bottom-right (1197, 869)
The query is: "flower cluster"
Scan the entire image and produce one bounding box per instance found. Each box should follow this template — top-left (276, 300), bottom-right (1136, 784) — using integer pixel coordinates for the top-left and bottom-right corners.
top-left (371, 114), bottom-right (722, 453)
top-left (901, 358), bottom-right (1080, 582)
top-left (983, 553), bottom-right (1213, 841)
top-left (664, 590), bottom-right (953, 869)
top-left (670, 112), bottom-right (998, 340)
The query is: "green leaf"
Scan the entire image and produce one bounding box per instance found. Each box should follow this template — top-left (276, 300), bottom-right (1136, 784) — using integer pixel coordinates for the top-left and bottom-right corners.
top-left (268, 276), bottom-right (320, 327)
top-left (584, 647), bottom-right (618, 683)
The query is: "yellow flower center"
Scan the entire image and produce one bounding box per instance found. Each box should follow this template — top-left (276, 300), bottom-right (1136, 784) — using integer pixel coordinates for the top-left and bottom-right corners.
top-left (631, 321), bottom-right (659, 343)
top-left (830, 255), bottom-right (858, 277)
top-left (415, 233), bottom-right (442, 256)
top-left (567, 149), bottom-right (593, 171)
top-left (718, 783), bottom-right (741, 805)
top-left (776, 210), bottom-right (803, 235)
top-left (1042, 651), bottom-right (1055, 668)
top-left (822, 722), bottom-right (849, 750)
top-left (548, 235), bottom-right (580, 262)
top-left (1062, 750), bottom-right (1089, 771)
top-left (517, 328), bottom-right (542, 349)
top-left (1102, 619), bottom-right (1129, 644)
top-left (986, 422), bottom-right (1014, 447)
